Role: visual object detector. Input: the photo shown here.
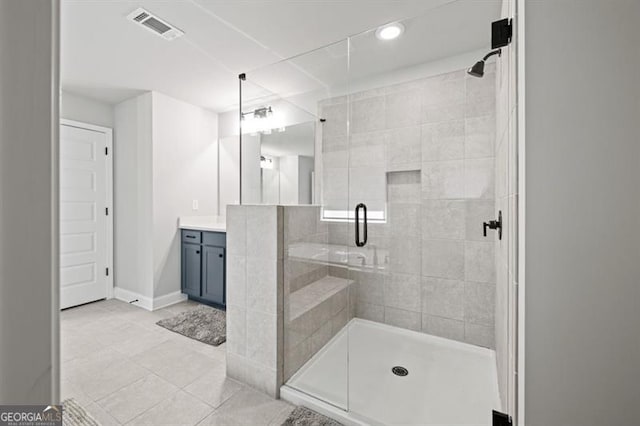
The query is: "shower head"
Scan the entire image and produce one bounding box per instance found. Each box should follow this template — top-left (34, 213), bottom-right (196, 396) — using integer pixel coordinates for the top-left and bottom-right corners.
top-left (467, 49), bottom-right (502, 78)
top-left (468, 61), bottom-right (485, 78)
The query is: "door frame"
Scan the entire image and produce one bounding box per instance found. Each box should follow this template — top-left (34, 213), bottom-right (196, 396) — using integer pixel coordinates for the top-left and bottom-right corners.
top-left (60, 118), bottom-right (114, 301)
top-left (515, 0), bottom-right (526, 424)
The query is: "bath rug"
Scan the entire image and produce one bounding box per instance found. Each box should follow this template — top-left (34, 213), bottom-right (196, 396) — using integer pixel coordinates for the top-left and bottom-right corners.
top-left (156, 304), bottom-right (226, 346)
top-left (62, 398), bottom-right (100, 426)
top-left (282, 406), bottom-right (343, 426)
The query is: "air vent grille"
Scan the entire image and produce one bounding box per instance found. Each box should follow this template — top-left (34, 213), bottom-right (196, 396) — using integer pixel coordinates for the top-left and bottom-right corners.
top-left (126, 8), bottom-right (184, 41)
top-left (142, 17), bottom-right (171, 34)
top-left (133, 12), bottom-right (149, 22)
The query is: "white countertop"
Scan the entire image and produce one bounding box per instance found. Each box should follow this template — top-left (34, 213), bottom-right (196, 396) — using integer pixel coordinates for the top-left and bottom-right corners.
top-left (178, 215), bottom-right (226, 232)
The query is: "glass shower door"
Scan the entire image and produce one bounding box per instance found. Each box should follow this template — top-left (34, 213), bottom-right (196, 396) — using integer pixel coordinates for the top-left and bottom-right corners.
top-left (240, 39), bottom-right (354, 411)
top-left (239, 1), bottom-right (517, 423)
top-left (344, 22), bottom-right (425, 425)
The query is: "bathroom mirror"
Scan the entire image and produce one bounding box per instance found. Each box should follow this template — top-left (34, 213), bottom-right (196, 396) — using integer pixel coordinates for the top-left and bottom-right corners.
top-left (241, 121), bottom-right (315, 205)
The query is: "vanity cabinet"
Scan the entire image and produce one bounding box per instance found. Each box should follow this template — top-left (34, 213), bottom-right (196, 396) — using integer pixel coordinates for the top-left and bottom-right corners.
top-left (181, 230), bottom-right (226, 307)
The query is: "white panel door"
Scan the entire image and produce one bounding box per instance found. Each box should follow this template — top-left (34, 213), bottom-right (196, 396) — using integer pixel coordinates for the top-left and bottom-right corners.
top-left (60, 123), bottom-right (111, 309)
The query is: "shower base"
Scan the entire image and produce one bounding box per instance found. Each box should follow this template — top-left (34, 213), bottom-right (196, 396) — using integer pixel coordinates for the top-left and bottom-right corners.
top-left (281, 319), bottom-right (501, 426)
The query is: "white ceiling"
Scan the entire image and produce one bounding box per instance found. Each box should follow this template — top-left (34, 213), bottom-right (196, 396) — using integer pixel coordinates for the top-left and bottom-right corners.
top-left (61, 0), bottom-right (501, 112)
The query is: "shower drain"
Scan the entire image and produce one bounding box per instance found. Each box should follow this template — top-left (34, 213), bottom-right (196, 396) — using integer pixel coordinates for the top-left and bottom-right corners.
top-left (391, 366), bottom-right (409, 377)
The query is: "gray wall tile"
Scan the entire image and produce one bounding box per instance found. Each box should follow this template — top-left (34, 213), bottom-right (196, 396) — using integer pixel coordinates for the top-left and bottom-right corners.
top-left (464, 281), bottom-right (496, 327)
top-left (422, 120), bottom-right (464, 161)
top-left (464, 158), bottom-right (495, 200)
top-left (422, 160), bottom-right (464, 200)
top-left (384, 273), bottom-right (421, 312)
top-left (385, 307), bottom-right (421, 331)
top-left (386, 90), bottom-right (422, 129)
top-left (422, 314), bottom-right (465, 341)
top-left (422, 239), bottom-right (464, 280)
top-left (464, 241), bottom-right (496, 283)
top-left (422, 277), bottom-right (465, 320)
top-left (422, 200), bottom-right (465, 240)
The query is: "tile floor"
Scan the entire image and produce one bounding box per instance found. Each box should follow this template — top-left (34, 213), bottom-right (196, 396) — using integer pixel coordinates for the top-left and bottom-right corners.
top-left (61, 299), bottom-right (294, 425)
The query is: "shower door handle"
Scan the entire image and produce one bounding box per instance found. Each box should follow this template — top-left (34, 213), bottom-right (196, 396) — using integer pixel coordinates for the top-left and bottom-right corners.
top-left (355, 203), bottom-right (368, 247)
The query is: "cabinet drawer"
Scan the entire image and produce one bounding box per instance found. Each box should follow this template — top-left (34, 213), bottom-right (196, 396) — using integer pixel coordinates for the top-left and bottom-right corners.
top-left (182, 230), bottom-right (202, 244)
top-left (203, 231), bottom-right (226, 247)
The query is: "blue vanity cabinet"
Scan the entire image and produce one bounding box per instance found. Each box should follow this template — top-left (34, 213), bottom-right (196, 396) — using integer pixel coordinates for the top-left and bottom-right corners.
top-left (202, 245), bottom-right (225, 305)
top-left (181, 229), bottom-right (226, 307)
top-left (182, 243), bottom-right (202, 297)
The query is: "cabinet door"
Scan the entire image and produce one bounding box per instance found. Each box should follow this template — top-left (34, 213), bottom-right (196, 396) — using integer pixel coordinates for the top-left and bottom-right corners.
top-left (202, 245), bottom-right (225, 305)
top-left (182, 243), bottom-right (202, 296)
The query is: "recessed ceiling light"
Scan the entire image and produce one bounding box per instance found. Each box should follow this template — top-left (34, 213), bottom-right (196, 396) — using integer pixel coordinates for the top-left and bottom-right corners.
top-left (375, 22), bottom-right (405, 41)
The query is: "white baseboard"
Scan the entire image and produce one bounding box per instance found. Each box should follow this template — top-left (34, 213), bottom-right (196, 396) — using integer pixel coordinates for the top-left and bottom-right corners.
top-left (113, 287), bottom-right (153, 311)
top-left (113, 287), bottom-right (186, 311)
top-left (152, 290), bottom-right (187, 310)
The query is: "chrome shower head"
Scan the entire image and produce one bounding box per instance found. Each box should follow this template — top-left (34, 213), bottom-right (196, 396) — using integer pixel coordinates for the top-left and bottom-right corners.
top-left (467, 49), bottom-right (501, 78)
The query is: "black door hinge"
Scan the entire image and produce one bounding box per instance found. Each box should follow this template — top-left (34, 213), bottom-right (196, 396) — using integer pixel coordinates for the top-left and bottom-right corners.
top-left (105, 146), bottom-right (108, 155)
top-left (493, 410), bottom-right (512, 426)
top-left (105, 207), bottom-right (109, 215)
top-left (105, 267), bottom-right (109, 276)
top-left (492, 18), bottom-right (513, 49)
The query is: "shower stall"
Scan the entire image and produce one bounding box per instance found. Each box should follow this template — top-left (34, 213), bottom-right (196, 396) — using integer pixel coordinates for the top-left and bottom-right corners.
top-left (234, 1), bottom-right (518, 424)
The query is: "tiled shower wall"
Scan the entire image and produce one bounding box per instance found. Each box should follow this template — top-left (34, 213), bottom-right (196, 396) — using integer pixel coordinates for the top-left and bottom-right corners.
top-left (319, 65), bottom-right (498, 348)
top-left (495, 0), bottom-right (518, 412)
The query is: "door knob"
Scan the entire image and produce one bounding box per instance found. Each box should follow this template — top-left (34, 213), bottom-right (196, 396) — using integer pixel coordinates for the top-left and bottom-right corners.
top-left (483, 211), bottom-right (502, 240)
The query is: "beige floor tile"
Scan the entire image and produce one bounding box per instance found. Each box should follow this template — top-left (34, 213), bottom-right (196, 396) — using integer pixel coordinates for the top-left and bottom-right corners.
top-left (118, 308), bottom-right (175, 331)
top-left (198, 388), bottom-right (292, 426)
top-left (184, 369), bottom-right (242, 409)
top-left (84, 401), bottom-right (122, 425)
top-left (136, 340), bottom-right (220, 388)
top-left (267, 406), bottom-right (296, 426)
top-left (97, 374), bottom-right (179, 424)
top-left (61, 378), bottom-right (93, 407)
top-left (62, 299), bottom-right (293, 426)
top-left (127, 390), bottom-right (214, 426)
top-left (72, 357), bottom-right (150, 401)
top-left (111, 328), bottom-right (171, 357)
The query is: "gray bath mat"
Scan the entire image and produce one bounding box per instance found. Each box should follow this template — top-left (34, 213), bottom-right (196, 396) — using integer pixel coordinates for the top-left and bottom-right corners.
top-left (156, 305), bottom-right (226, 346)
top-left (282, 406), bottom-right (342, 426)
top-left (62, 398), bottom-right (100, 426)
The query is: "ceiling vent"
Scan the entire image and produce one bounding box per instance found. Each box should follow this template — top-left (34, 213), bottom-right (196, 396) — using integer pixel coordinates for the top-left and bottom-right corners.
top-left (126, 8), bottom-right (184, 41)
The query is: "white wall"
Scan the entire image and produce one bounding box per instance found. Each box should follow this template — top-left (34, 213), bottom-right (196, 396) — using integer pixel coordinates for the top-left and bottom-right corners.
top-left (61, 91), bottom-right (114, 128)
top-left (114, 91), bottom-right (218, 304)
top-left (219, 135), bottom-right (240, 215)
top-left (524, 1), bottom-right (640, 424)
top-left (241, 135), bottom-right (261, 204)
top-left (151, 92), bottom-right (218, 298)
top-left (0, 0), bottom-right (59, 403)
top-left (113, 93), bottom-right (154, 300)
top-left (278, 155), bottom-right (298, 205)
top-left (298, 156), bottom-right (314, 204)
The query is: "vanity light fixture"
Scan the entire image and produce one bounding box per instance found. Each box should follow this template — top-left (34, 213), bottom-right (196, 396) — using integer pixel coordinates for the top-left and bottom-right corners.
top-left (241, 106), bottom-right (273, 120)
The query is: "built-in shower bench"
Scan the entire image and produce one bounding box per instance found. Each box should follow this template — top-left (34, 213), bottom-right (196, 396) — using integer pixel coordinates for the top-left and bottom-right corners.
top-left (286, 275), bottom-right (354, 379)
top-left (289, 276), bottom-right (353, 321)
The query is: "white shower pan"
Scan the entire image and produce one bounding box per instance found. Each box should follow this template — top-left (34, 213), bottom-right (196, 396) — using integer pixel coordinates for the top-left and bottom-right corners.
top-left (281, 319), bottom-right (501, 426)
